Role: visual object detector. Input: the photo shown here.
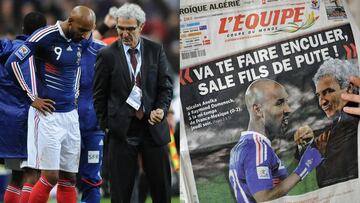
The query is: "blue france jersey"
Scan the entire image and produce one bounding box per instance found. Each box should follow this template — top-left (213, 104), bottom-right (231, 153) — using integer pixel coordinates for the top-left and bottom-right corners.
top-left (0, 35), bottom-right (35, 158)
top-left (5, 22), bottom-right (82, 112)
top-left (229, 131), bottom-right (288, 203)
top-left (78, 37), bottom-right (105, 132)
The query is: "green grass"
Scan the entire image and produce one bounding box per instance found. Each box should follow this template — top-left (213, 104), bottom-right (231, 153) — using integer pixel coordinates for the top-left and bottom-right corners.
top-left (196, 173), bottom-right (236, 203)
top-left (195, 148), bottom-right (318, 202)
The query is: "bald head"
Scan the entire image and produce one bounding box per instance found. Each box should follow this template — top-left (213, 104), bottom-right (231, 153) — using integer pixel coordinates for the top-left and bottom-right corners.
top-left (245, 79), bottom-right (285, 111)
top-left (70, 6), bottom-right (96, 25)
top-left (64, 6), bottom-right (96, 42)
top-left (245, 79), bottom-right (290, 139)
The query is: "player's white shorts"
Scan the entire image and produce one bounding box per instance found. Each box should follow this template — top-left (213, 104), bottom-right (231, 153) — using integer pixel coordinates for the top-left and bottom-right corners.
top-left (24, 106), bottom-right (81, 173)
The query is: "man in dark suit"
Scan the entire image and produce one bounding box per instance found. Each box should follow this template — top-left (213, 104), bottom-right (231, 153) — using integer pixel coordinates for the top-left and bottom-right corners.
top-left (93, 3), bottom-right (173, 203)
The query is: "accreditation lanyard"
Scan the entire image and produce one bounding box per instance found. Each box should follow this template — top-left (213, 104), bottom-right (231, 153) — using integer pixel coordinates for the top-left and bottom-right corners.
top-left (128, 50), bottom-right (142, 83)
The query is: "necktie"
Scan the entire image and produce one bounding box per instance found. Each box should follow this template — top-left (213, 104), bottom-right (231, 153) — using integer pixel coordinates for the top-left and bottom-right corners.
top-left (129, 49), bottom-right (144, 119)
top-left (130, 49), bottom-right (141, 86)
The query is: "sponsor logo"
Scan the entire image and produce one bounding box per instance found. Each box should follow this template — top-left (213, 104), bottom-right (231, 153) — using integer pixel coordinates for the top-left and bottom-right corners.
top-left (88, 151), bottom-right (100, 163)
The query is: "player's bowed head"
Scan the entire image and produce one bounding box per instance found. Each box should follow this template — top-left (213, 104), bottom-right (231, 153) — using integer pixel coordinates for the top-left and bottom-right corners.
top-left (62, 6), bottom-right (96, 42)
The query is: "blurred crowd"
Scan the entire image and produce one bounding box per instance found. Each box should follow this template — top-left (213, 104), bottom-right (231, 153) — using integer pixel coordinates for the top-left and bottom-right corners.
top-left (0, 0), bottom-right (179, 74)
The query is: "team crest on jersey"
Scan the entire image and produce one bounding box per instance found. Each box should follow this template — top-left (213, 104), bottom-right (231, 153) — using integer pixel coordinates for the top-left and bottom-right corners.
top-left (256, 166), bottom-right (270, 179)
top-left (15, 45), bottom-right (30, 60)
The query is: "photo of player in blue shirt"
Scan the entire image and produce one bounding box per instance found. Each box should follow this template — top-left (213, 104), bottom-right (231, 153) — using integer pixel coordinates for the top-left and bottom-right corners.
top-left (229, 79), bottom-right (323, 203)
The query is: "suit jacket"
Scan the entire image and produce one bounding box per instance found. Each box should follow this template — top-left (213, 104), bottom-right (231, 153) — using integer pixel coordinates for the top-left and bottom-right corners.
top-left (93, 37), bottom-right (173, 146)
top-left (316, 110), bottom-right (359, 188)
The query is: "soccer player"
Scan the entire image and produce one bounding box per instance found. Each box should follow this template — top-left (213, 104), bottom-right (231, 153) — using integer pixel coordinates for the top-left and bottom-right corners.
top-left (229, 79), bottom-right (323, 203)
top-left (0, 12), bottom-right (46, 203)
top-left (77, 35), bottom-right (105, 203)
top-left (5, 6), bottom-right (95, 203)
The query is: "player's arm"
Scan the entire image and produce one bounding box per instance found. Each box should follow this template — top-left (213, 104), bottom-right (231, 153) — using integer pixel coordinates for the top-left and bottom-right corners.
top-left (246, 142), bottom-right (322, 202)
top-left (253, 173), bottom-right (300, 201)
top-left (74, 66), bottom-right (81, 103)
top-left (5, 32), bottom-right (55, 115)
top-left (0, 38), bottom-right (14, 62)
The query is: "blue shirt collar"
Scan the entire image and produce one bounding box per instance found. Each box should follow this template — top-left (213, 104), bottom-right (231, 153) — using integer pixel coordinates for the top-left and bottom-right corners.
top-left (56, 21), bottom-right (71, 42)
top-left (241, 131), bottom-right (271, 146)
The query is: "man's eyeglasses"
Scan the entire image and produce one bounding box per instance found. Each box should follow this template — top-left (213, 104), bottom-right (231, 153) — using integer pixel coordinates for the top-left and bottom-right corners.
top-left (116, 25), bottom-right (138, 32)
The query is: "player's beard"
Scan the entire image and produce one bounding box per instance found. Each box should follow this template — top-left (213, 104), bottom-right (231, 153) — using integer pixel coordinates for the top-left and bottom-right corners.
top-left (71, 35), bottom-right (83, 43)
top-left (265, 126), bottom-right (278, 141)
top-left (265, 119), bottom-right (287, 141)
top-left (68, 28), bottom-right (82, 43)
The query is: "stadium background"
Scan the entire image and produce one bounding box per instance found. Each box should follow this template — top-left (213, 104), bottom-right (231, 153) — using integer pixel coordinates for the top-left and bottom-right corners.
top-left (0, 0), bottom-right (180, 202)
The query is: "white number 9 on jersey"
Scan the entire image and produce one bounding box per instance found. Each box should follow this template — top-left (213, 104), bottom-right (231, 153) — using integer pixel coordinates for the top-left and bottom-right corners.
top-left (54, 47), bottom-right (62, 60)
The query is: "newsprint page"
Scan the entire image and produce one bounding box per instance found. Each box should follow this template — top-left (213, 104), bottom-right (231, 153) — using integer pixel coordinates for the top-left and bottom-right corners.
top-left (180, 0), bottom-right (360, 202)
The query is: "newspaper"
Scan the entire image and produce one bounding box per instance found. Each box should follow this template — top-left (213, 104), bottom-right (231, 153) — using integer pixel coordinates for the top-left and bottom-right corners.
top-left (180, 0), bottom-right (360, 202)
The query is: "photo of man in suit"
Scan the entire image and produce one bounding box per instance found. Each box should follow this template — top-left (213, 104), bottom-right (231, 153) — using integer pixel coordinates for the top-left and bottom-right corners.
top-left (294, 58), bottom-right (359, 188)
top-left (93, 3), bottom-right (173, 203)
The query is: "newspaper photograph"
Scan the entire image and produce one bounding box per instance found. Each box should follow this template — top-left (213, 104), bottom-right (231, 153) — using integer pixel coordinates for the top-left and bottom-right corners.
top-left (180, 0), bottom-right (360, 202)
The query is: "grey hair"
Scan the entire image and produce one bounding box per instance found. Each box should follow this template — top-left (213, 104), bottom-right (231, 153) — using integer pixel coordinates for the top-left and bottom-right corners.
top-left (313, 58), bottom-right (359, 89)
top-left (116, 3), bottom-right (146, 25)
top-left (108, 6), bottom-right (118, 18)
